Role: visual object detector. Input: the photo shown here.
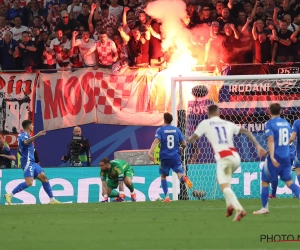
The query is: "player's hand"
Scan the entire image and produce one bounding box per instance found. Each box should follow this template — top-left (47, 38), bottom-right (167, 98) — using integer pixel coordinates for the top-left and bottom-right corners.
top-left (37, 130), bottom-right (46, 136)
top-left (271, 157), bottom-right (280, 168)
top-left (148, 153), bottom-right (154, 162)
top-left (257, 146), bottom-right (267, 158)
top-left (124, 6), bottom-right (130, 12)
top-left (101, 197), bottom-right (108, 202)
top-left (73, 31), bottom-right (78, 37)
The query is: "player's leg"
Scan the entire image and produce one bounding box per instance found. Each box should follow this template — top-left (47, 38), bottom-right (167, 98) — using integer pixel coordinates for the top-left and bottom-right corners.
top-left (160, 159), bottom-right (171, 202)
top-left (35, 165), bottom-right (61, 204)
top-left (296, 168), bottom-right (300, 186)
top-left (124, 170), bottom-right (136, 201)
top-left (106, 180), bottom-right (120, 201)
top-left (293, 156), bottom-right (300, 186)
top-left (269, 178), bottom-right (278, 198)
top-left (281, 167), bottom-right (300, 199)
top-left (217, 158), bottom-right (245, 221)
top-left (172, 159), bottom-right (193, 188)
top-left (4, 165), bottom-right (35, 205)
top-left (253, 159), bottom-right (273, 214)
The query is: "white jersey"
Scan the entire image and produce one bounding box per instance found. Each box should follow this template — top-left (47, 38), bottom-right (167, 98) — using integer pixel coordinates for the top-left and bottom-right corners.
top-left (194, 116), bottom-right (241, 156)
top-left (67, 3), bottom-right (82, 19)
top-left (10, 26), bottom-right (28, 41)
top-left (73, 38), bottom-right (97, 66)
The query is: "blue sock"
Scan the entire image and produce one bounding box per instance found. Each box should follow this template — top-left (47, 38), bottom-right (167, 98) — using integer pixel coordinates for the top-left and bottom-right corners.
top-left (161, 180), bottom-right (168, 197)
top-left (289, 183), bottom-right (300, 199)
top-left (261, 187), bottom-right (269, 208)
top-left (42, 182), bottom-right (54, 199)
top-left (12, 182), bottom-right (29, 195)
top-left (297, 174), bottom-right (300, 186)
top-left (271, 178), bottom-right (278, 196)
top-left (180, 176), bottom-right (184, 183)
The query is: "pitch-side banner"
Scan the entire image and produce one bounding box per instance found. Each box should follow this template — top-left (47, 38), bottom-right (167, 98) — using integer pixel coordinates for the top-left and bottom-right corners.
top-left (39, 69), bottom-right (214, 130)
top-left (0, 72), bottom-right (37, 148)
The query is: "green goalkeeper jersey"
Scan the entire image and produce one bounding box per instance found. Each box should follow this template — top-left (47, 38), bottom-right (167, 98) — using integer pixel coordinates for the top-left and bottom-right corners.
top-left (100, 159), bottom-right (132, 181)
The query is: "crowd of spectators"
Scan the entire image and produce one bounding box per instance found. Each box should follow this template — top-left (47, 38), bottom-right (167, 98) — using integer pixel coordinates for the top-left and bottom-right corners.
top-left (0, 0), bottom-right (299, 72)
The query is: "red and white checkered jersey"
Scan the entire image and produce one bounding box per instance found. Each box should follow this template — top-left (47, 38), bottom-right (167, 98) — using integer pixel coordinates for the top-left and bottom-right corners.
top-left (135, 6), bottom-right (144, 18)
top-left (10, 26), bottom-right (29, 41)
top-left (50, 14), bottom-right (61, 31)
top-left (109, 5), bottom-right (123, 22)
top-left (95, 39), bottom-right (117, 66)
top-left (194, 116), bottom-right (241, 155)
top-left (28, 24), bottom-right (48, 35)
top-left (116, 43), bottom-right (128, 58)
top-left (0, 26), bottom-right (12, 40)
top-left (67, 3), bottom-right (82, 19)
top-left (7, 0), bottom-right (28, 8)
top-left (74, 38), bottom-right (97, 66)
top-left (43, 42), bottom-right (56, 65)
top-left (50, 38), bottom-right (71, 63)
top-left (93, 30), bottom-right (101, 41)
top-left (98, 14), bottom-right (118, 30)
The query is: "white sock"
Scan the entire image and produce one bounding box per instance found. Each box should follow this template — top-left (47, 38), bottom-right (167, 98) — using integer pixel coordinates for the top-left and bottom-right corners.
top-left (50, 197), bottom-right (56, 201)
top-left (223, 187), bottom-right (243, 211)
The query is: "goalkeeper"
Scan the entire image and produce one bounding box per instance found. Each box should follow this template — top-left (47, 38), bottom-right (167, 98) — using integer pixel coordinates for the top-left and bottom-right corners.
top-left (99, 158), bottom-right (136, 202)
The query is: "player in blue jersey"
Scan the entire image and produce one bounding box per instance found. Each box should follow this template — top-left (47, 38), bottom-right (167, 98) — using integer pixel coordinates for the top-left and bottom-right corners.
top-left (148, 113), bottom-right (193, 202)
top-left (289, 118), bottom-right (300, 190)
top-left (4, 120), bottom-right (61, 205)
top-left (253, 103), bottom-right (300, 214)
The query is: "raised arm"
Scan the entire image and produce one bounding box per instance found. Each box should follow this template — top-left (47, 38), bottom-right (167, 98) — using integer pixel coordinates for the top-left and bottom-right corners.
top-left (118, 26), bottom-right (130, 43)
top-left (24, 131), bottom-right (46, 145)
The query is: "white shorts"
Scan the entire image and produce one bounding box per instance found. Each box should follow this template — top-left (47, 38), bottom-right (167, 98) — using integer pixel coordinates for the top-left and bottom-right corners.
top-left (216, 152), bottom-right (241, 185)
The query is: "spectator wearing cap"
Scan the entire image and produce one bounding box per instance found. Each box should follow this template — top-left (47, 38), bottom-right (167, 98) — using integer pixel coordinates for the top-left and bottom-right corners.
top-left (68, 0), bottom-right (82, 20)
top-left (94, 4), bottom-right (118, 30)
top-left (10, 15), bottom-right (28, 41)
top-left (272, 20), bottom-right (294, 63)
top-left (251, 1), bottom-right (265, 21)
top-left (94, 30), bottom-right (118, 69)
top-left (109, 0), bottom-right (123, 22)
top-left (187, 3), bottom-right (200, 28)
top-left (0, 30), bottom-right (18, 70)
top-left (204, 21), bottom-right (222, 66)
top-left (76, 2), bottom-right (90, 30)
top-left (54, 10), bottom-right (79, 39)
top-left (199, 5), bottom-right (215, 25)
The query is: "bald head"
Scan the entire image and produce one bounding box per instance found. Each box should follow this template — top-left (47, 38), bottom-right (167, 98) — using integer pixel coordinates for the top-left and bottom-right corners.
top-left (73, 126), bottom-right (82, 136)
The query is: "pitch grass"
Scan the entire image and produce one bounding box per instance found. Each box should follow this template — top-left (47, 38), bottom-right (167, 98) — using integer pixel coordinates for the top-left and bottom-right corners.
top-left (0, 199), bottom-right (300, 250)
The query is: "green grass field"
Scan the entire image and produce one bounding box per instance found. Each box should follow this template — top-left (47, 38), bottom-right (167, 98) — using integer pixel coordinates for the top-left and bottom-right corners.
top-left (1, 199), bottom-right (300, 250)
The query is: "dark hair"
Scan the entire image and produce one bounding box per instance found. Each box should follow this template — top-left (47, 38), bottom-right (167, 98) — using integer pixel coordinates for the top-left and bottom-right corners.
top-left (101, 4), bottom-right (109, 10)
top-left (82, 29), bottom-right (90, 33)
top-left (14, 15), bottom-right (21, 20)
top-left (100, 29), bottom-right (107, 35)
top-left (164, 113), bottom-right (173, 124)
top-left (269, 103), bottom-right (281, 115)
top-left (100, 157), bottom-right (110, 164)
top-left (33, 16), bottom-right (41, 20)
top-left (22, 31), bottom-right (29, 35)
top-left (22, 120), bottom-right (32, 129)
top-left (82, 2), bottom-right (89, 8)
top-left (207, 104), bottom-right (219, 115)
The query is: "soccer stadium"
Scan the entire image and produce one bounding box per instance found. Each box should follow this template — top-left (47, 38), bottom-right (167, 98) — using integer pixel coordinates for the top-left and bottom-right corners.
top-left (1, 0), bottom-right (300, 249)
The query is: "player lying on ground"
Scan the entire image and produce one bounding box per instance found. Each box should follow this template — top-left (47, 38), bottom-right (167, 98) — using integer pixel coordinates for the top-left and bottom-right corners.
top-left (4, 120), bottom-right (61, 205)
top-left (188, 105), bottom-right (267, 221)
top-left (148, 112), bottom-right (193, 203)
top-left (269, 144), bottom-right (295, 198)
top-left (253, 103), bottom-right (300, 214)
top-left (100, 158), bottom-right (136, 202)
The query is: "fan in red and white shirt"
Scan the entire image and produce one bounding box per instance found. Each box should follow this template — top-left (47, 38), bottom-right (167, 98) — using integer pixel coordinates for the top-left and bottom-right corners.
top-left (95, 4), bottom-right (118, 30)
top-left (0, 16), bottom-right (11, 40)
top-left (28, 16), bottom-right (48, 35)
top-left (41, 31), bottom-right (56, 69)
top-left (94, 30), bottom-right (118, 68)
top-left (71, 30), bottom-right (96, 67)
top-left (49, 29), bottom-right (71, 68)
top-left (10, 16), bottom-right (28, 41)
top-left (67, 0), bottom-right (82, 20)
top-left (46, 3), bottom-right (61, 31)
top-left (109, 0), bottom-right (123, 23)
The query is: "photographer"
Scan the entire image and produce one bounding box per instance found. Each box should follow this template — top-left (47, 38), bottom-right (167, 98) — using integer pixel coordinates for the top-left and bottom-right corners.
top-left (61, 126), bottom-right (91, 166)
top-left (0, 138), bottom-right (16, 169)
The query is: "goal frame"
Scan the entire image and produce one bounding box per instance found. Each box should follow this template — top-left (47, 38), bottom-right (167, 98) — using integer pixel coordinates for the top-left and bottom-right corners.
top-left (170, 73), bottom-right (300, 201)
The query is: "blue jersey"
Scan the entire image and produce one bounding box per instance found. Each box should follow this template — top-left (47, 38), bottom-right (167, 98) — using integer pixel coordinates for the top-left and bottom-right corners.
top-left (265, 117), bottom-right (291, 165)
top-left (18, 131), bottom-right (35, 169)
top-left (292, 118), bottom-right (300, 156)
top-left (155, 125), bottom-right (184, 161)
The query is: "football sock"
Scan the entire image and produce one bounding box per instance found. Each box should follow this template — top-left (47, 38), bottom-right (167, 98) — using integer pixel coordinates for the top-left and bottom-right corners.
top-left (128, 183), bottom-right (134, 193)
top-left (161, 179), bottom-right (168, 197)
top-left (12, 182), bottom-right (29, 195)
top-left (180, 176), bottom-right (185, 183)
top-left (271, 178), bottom-right (278, 196)
top-left (289, 183), bottom-right (300, 199)
top-left (261, 186), bottom-right (269, 208)
top-left (42, 182), bottom-right (54, 199)
top-left (109, 189), bottom-right (119, 198)
top-left (297, 174), bottom-right (300, 186)
top-left (223, 187), bottom-right (242, 211)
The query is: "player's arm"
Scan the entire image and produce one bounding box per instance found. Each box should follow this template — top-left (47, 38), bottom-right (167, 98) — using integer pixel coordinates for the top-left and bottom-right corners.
top-left (24, 131), bottom-right (46, 145)
top-left (114, 166), bottom-right (126, 200)
top-left (239, 128), bottom-right (267, 157)
top-left (188, 121), bottom-right (205, 143)
top-left (289, 121), bottom-right (298, 143)
top-left (268, 135), bottom-right (280, 167)
top-left (290, 132), bottom-right (297, 144)
top-left (101, 171), bottom-right (109, 202)
top-left (0, 148), bottom-right (16, 161)
top-left (148, 138), bottom-right (160, 162)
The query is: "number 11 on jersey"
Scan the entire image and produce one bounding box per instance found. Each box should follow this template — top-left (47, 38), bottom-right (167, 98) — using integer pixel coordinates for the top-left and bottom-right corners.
top-left (215, 126), bottom-right (228, 144)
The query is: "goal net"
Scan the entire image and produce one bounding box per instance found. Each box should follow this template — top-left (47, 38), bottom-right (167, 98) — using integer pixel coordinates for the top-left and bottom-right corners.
top-left (171, 74), bottom-right (300, 201)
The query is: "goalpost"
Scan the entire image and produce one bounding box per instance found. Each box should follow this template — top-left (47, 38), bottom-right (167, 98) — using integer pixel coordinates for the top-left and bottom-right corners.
top-left (171, 74), bottom-right (300, 201)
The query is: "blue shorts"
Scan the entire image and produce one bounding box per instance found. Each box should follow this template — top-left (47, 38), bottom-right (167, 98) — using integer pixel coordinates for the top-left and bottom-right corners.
top-left (262, 158), bottom-right (292, 183)
top-left (159, 158), bottom-right (184, 176)
top-left (293, 155), bottom-right (300, 168)
top-left (23, 163), bottom-right (44, 178)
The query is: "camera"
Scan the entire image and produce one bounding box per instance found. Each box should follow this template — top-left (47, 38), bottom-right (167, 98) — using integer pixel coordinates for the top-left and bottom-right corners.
top-left (69, 135), bottom-right (84, 166)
